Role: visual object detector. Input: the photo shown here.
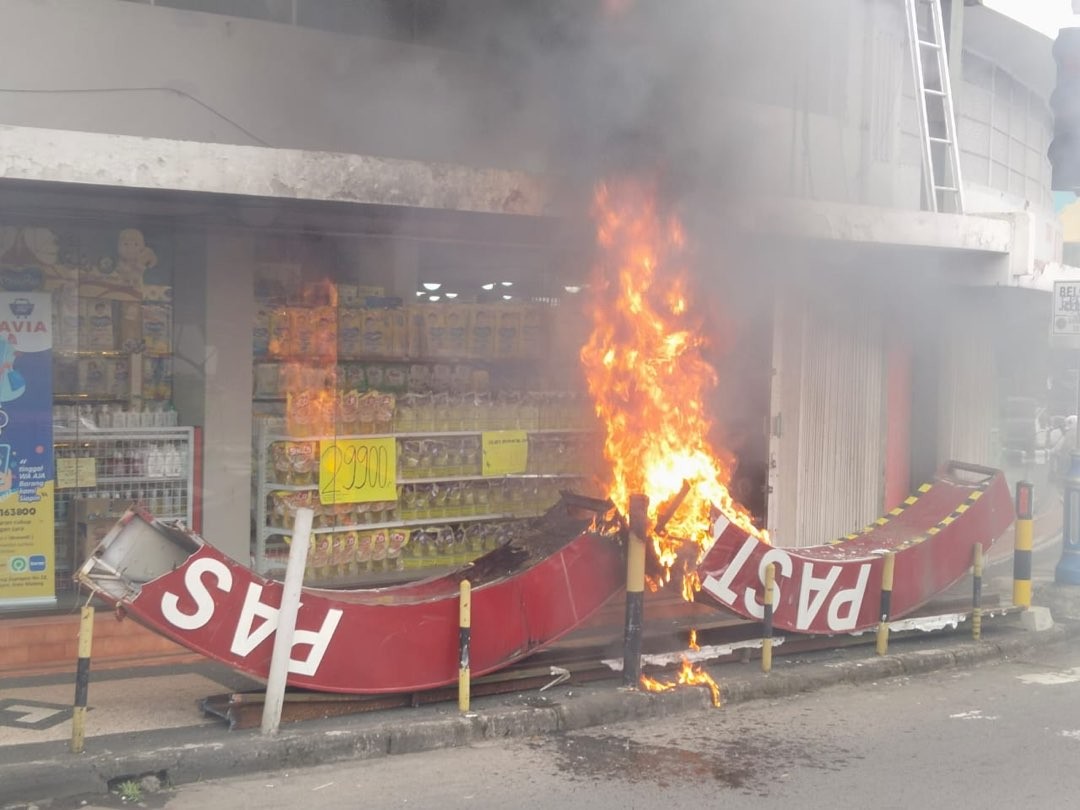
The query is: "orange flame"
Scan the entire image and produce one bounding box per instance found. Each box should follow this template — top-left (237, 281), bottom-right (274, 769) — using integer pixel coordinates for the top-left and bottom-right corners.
top-left (580, 179), bottom-right (765, 590)
top-left (640, 659), bottom-right (722, 708)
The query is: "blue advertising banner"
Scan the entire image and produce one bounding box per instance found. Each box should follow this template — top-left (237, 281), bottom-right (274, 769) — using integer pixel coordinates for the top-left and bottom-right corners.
top-left (0, 292), bottom-right (54, 607)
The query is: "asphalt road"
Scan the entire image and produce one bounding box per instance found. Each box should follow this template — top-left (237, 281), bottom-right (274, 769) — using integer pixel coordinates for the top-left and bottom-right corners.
top-left (63, 638), bottom-right (1080, 810)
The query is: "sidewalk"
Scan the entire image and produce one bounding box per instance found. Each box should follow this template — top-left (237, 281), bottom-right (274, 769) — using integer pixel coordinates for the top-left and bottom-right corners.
top-left (0, 502), bottom-right (1071, 808)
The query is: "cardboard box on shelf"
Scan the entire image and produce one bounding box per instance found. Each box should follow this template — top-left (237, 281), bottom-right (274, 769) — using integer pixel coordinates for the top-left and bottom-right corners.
top-left (71, 497), bottom-right (129, 566)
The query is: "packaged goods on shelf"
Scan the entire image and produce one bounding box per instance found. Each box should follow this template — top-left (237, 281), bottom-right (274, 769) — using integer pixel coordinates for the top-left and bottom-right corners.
top-left (142, 355), bottom-right (172, 401)
top-left (141, 303), bottom-right (171, 355)
top-left (118, 302), bottom-right (143, 353)
top-left (496, 307), bottom-right (522, 358)
top-left (79, 298), bottom-right (116, 350)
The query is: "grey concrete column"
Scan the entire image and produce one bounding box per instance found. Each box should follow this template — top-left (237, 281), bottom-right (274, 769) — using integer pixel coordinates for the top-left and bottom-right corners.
top-left (173, 230), bottom-right (255, 561)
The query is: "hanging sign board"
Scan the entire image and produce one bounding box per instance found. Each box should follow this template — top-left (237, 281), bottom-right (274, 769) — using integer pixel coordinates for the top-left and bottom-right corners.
top-left (0, 293), bottom-right (55, 608)
top-left (319, 437), bottom-right (397, 505)
top-left (1051, 280), bottom-right (1080, 349)
top-left (482, 431), bottom-right (529, 476)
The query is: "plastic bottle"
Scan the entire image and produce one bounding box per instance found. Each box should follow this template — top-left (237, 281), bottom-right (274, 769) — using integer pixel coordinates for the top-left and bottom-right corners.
top-left (164, 443), bottom-right (181, 478)
top-left (147, 444), bottom-right (164, 478)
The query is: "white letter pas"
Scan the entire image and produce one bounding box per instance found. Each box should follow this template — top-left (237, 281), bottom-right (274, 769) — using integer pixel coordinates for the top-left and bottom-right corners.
top-left (159, 558), bottom-right (341, 675)
top-left (702, 535), bottom-right (872, 632)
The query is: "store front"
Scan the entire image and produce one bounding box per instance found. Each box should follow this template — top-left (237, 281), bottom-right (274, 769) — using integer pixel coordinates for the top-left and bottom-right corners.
top-left (0, 179), bottom-right (606, 619)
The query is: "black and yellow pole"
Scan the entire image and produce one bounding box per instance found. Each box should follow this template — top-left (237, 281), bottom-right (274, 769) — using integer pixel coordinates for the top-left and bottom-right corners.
top-left (875, 552), bottom-right (895, 656)
top-left (622, 494), bottom-right (649, 688)
top-left (761, 562), bottom-right (775, 673)
top-left (70, 605), bottom-right (94, 754)
top-left (972, 544), bottom-right (984, 641)
top-left (458, 579), bottom-right (471, 713)
top-left (1013, 481), bottom-right (1034, 609)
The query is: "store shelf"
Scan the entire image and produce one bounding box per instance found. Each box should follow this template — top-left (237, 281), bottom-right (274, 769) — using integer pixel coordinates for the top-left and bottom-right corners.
top-left (262, 512), bottom-right (515, 539)
top-left (263, 472), bottom-right (584, 491)
top-left (255, 353), bottom-right (544, 366)
top-left (263, 428), bottom-right (594, 442)
top-left (91, 475), bottom-right (188, 485)
top-left (54, 394), bottom-right (129, 403)
top-left (259, 564), bottom-right (467, 589)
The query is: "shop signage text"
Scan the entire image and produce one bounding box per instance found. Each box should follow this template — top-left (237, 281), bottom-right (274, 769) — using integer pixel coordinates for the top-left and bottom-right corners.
top-left (159, 556), bottom-right (342, 676)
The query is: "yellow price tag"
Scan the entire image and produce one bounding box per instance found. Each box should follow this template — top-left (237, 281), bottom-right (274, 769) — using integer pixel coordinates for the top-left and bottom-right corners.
top-left (482, 431), bottom-right (529, 476)
top-left (319, 438), bottom-right (397, 505)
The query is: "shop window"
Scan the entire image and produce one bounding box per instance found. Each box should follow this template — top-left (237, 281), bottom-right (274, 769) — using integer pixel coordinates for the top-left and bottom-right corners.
top-left (250, 237), bottom-right (600, 586)
top-left (0, 222), bottom-right (188, 613)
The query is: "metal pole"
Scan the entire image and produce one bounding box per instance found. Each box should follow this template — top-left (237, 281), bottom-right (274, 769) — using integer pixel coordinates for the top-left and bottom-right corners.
top-left (761, 562), bottom-right (775, 673)
top-left (1014, 481), bottom-right (1034, 603)
top-left (261, 506), bottom-right (313, 736)
top-left (622, 494), bottom-right (649, 688)
top-left (1056, 456), bottom-right (1080, 584)
top-left (876, 552), bottom-right (895, 656)
top-left (458, 579), bottom-right (471, 713)
top-left (70, 606), bottom-right (94, 754)
top-left (972, 544), bottom-right (983, 641)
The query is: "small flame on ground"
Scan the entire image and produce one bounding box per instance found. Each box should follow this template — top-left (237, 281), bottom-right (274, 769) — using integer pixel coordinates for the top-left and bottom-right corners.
top-left (640, 659), bottom-right (721, 708)
top-left (688, 629), bottom-right (700, 651)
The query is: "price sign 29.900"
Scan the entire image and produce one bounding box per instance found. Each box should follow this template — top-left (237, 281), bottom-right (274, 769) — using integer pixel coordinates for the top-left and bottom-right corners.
top-left (319, 438), bottom-right (397, 505)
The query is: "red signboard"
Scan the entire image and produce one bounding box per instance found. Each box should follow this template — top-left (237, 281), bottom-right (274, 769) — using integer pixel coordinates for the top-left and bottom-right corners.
top-left (81, 513), bottom-right (624, 694)
top-left (694, 463), bottom-right (1014, 634)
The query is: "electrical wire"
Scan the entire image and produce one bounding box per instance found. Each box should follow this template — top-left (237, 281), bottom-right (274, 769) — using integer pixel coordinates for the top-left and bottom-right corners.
top-left (0, 85), bottom-right (271, 147)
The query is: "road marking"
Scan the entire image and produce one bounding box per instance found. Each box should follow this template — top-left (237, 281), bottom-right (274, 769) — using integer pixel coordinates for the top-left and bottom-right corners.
top-left (0, 699), bottom-right (72, 730)
top-left (1017, 667), bottom-right (1080, 686)
top-left (948, 710), bottom-right (998, 720)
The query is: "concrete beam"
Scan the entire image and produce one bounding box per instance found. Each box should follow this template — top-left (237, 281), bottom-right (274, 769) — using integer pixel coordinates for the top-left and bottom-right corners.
top-left (0, 124), bottom-right (1014, 258)
top-left (733, 197), bottom-right (1013, 254)
top-left (0, 124), bottom-right (552, 217)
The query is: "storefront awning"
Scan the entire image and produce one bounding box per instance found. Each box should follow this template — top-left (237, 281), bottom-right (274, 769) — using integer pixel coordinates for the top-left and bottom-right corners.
top-left (0, 124), bottom-right (552, 218)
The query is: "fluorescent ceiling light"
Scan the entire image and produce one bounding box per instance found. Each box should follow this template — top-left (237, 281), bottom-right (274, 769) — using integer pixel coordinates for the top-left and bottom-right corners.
top-left (428, 295), bottom-right (441, 302)
top-left (445, 292), bottom-right (459, 299)
top-left (563, 285), bottom-right (582, 294)
top-left (481, 283), bottom-right (495, 291)
top-left (422, 282), bottom-right (442, 291)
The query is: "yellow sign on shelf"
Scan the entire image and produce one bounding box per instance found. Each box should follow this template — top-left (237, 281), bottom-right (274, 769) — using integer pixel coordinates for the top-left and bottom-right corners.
top-left (482, 431), bottom-right (529, 476)
top-left (56, 457), bottom-right (97, 490)
top-left (319, 437), bottom-right (397, 505)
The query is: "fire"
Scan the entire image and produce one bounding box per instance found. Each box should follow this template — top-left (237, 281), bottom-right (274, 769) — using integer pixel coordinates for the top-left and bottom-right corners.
top-left (640, 659), bottom-right (722, 708)
top-left (580, 180), bottom-right (766, 590)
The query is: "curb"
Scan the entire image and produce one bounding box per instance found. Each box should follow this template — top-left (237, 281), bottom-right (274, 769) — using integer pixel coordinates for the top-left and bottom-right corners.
top-left (2, 622), bottom-right (1075, 807)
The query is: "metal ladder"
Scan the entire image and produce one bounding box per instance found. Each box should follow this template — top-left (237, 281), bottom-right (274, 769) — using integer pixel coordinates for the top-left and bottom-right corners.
top-left (904, 0), bottom-right (965, 214)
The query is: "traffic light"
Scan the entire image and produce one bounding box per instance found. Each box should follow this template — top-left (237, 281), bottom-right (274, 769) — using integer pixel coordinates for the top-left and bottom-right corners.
top-left (1050, 28), bottom-right (1080, 192)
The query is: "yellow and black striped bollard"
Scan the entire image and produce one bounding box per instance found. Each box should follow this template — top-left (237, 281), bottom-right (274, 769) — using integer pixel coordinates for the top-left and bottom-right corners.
top-left (622, 494), bottom-right (649, 688)
top-left (1013, 481), bottom-right (1033, 609)
top-left (875, 552), bottom-right (895, 656)
top-left (70, 606), bottom-right (94, 754)
top-left (762, 562), bottom-right (775, 673)
top-left (972, 544), bottom-right (984, 641)
top-left (459, 580), bottom-right (471, 713)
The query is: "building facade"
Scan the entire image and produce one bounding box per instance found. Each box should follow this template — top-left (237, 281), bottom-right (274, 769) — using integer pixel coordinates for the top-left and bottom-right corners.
top-left (0, 0), bottom-right (1061, 627)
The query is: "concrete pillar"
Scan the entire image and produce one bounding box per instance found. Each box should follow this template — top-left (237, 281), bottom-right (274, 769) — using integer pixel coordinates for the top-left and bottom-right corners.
top-left (173, 231), bottom-right (255, 561)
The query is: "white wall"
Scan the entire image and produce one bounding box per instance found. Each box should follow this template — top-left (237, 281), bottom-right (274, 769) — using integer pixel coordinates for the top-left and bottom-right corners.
top-left (0, 0), bottom-right (531, 170)
top-left (0, 0), bottom-right (1058, 230)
